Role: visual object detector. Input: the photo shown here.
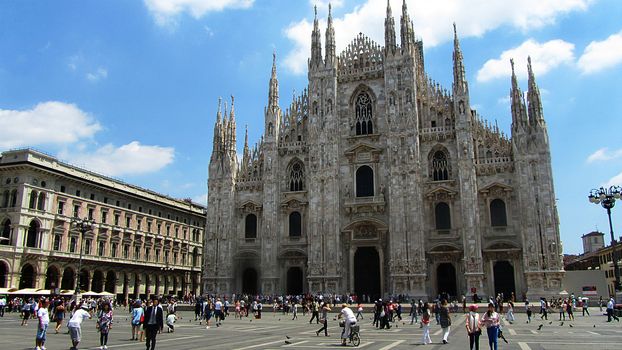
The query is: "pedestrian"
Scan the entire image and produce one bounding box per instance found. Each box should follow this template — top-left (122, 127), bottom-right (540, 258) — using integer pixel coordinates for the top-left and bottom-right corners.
top-left (439, 299), bottom-right (451, 344)
top-left (35, 298), bottom-right (50, 350)
top-left (291, 301), bottom-right (298, 320)
top-left (606, 297), bottom-right (619, 322)
top-left (465, 304), bottom-right (481, 350)
top-left (525, 300), bottom-right (532, 324)
top-left (67, 303), bottom-right (92, 350)
top-left (97, 302), bottom-right (113, 350)
top-left (339, 303), bottom-right (357, 346)
top-left (420, 303), bottom-right (432, 345)
top-left (309, 299), bottom-right (320, 324)
top-left (315, 302), bottom-right (331, 337)
top-left (0, 295), bottom-right (5, 317)
top-left (539, 297), bottom-right (548, 320)
top-left (166, 312), bottom-right (177, 333)
top-left (143, 296), bottom-right (163, 350)
top-left (410, 299), bottom-right (418, 324)
top-left (558, 299), bottom-right (566, 321)
top-left (130, 300), bottom-right (144, 340)
top-left (581, 298), bottom-right (590, 316)
top-left (54, 299), bottom-right (65, 333)
top-left (505, 300), bottom-right (514, 324)
top-left (599, 296), bottom-right (603, 312)
top-left (214, 297), bottom-right (223, 327)
top-left (566, 300), bottom-right (574, 321)
top-left (481, 303), bottom-right (500, 350)
top-left (21, 298), bottom-right (32, 326)
top-left (356, 302), bottom-right (364, 320)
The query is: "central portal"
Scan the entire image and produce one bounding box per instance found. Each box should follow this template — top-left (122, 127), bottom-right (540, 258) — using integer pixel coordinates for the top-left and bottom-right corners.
top-left (242, 268), bottom-right (258, 295)
top-left (354, 247), bottom-right (381, 300)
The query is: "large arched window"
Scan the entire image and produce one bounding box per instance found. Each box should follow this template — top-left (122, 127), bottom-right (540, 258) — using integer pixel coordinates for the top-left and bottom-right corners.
top-left (490, 199), bottom-right (508, 227)
top-left (355, 92), bottom-right (373, 135)
top-left (289, 211), bottom-right (302, 237)
top-left (289, 160), bottom-right (305, 191)
top-left (245, 214), bottom-right (257, 239)
top-left (1, 219), bottom-right (10, 245)
top-left (435, 202), bottom-right (451, 230)
top-left (26, 220), bottom-right (39, 248)
top-left (431, 151), bottom-right (450, 181)
top-left (356, 165), bottom-right (374, 197)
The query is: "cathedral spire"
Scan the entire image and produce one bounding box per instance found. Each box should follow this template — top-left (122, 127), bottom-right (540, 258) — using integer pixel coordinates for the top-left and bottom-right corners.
top-left (211, 97), bottom-right (223, 158)
top-left (400, 0), bottom-right (413, 51)
top-left (310, 6), bottom-right (323, 67)
top-left (268, 51), bottom-right (279, 110)
top-left (229, 95), bottom-right (237, 153)
top-left (325, 3), bottom-right (336, 66)
top-left (242, 124), bottom-right (250, 169)
top-left (384, 0), bottom-right (397, 54)
top-left (527, 56), bottom-right (544, 127)
top-left (452, 23), bottom-right (468, 95)
top-left (510, 59), bottom-right (527, 131)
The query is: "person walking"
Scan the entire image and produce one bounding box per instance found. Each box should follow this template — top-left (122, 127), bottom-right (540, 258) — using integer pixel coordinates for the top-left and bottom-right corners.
top-left (54, 299), bottom-right (66, 333)
top-left (316, 302), bottom-right (331, 337)
top-left (439, 299), bottom-right (452, 344)
top-left (35, 298), bottom-right (50, 350)
top-left (539, 297), bottom-right (548, 320)
top-left (566, 299), bottom-right (574, 321)
top-left (309, 299), bottom-right (320, 324)
top-left (291, 301), bottom-right (298, 320)
top-left (67, 303), bottom-right (92, 350)
top-left (606, 297), bottom-right (619, 322)
top-left (420, 303), bottom-right (432, 345)
top-left (356, 302), bottom-right (364, 320)
top-left (143, 296), bottom-right (163, 350)
top-left (525, 300), bottom-right (532, 324)
top-left (465, 304), bottom-right (481, 350)
top-left (97, 302), bottom-right (113, 350)
top-left (409, 299), bottom-right (418, 324)
top-left (581, 298), bottom-right (590, 316)
top-left (130, 300), bottom-right (144, 340)
top-left (214, 297), bottom-right (223, 327)
top-left (505, 300), bottom-right (515, 324)
top-left (0, 295), bottom-right (5, 317)
top-left (21, 298), bottom-right (32, 326)
top-left (481, 303), bottom-right (500, 350)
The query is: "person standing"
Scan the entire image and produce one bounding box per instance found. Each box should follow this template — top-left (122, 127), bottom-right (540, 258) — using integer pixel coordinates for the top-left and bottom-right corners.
top-left (566, 299), bottom-right (574, 321)
top-left (97, 302), bottom-right (113, 350)
top-left (465, 305), bottom-right (481, 350)
top-left (581, 298), bottom-right (590, 316)
top-left (356, 302), bottom-right (364, 320)
top-left (67, 303), bottom-right (92, 350)
top-left (339, 303), bottom-right (357, 346)
top-left (291, 301), bottom-right (298, 320)
top-left (420, 303), bottom-right (432, 345)
top-left (315, 302), bottom-right (331, 337)
top-left (409, 299), bottom-right (418, 324)
top-left (21, 298), bottom-right (32, 326)
top-left (481, 303), bottom-right (500, 350)
top-left (130, 300), bottom-right (144, 340)
top-left (525, 300), bottom-right (532, 324)
top-left (505, 300), bottom-right (515, 324)
top-left (214, 297), bottom-right (223, 327)
top-left (539, 297), bottom-right (548, 320)
top-left (143, 296), bottom-right (163, 350)
top-left (439, 299), bottom-right (452, 344)
top-left (606, 297), bottom-right (619, 322)
top-left (35, 298), bottom-right (50, 350)
top-left (0, 295), bottom-right (5, 317)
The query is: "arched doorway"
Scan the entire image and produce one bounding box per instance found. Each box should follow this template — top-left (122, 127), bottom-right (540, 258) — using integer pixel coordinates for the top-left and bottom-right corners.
top-left (91, 270), bottom-right (104, 293)
top-left (0, 261), bottom-right (8, 287)
top-left (286, 267), bottom-right (303, 295)
top-left (354, 247), bottom-right (381, 300)
top-left (436, 263), bottom-right (457, 299)
top-left (493, 261), bottom-right (516, 300)
top-left (242, 268), bottom-right (258, 295)
top-left (61, 267), bottom-right (75, 290)
top-left (105, 271), bottom-right (116, 293)
top-left (45, 266), bottom-right (60, 290)
top-left (19, 264), bottom-right (35, 289)
top-left (79, 269), bottom-right (90, 291)
top-left (26, 220), bottom-right (39, 248)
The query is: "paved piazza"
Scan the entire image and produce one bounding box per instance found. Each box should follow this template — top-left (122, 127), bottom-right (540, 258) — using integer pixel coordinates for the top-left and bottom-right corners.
top-left (1, 309), bottom-right (621, 350)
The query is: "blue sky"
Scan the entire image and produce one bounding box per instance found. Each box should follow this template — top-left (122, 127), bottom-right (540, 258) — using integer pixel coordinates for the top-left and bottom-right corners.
top-left (1, 0), bottom-right (621, 254)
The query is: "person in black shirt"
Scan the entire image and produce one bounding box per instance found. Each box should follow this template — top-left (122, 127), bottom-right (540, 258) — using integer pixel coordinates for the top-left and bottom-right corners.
top-left (143, 296), bottom-right (163, 350)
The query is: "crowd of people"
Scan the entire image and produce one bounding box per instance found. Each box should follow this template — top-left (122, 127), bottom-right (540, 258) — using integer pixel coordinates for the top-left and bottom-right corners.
top-left (0, 291), bottom-right (620, 349)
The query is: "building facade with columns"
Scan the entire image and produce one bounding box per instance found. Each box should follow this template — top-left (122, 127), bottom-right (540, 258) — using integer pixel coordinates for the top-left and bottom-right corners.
top-left (204, 2), bottom-right (564, 301)
top-left (0, 149), bottom-right (205, 302)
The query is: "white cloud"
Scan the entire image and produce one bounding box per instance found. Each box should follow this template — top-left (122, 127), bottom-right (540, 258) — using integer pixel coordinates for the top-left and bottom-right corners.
top-left (59, 141), bottom-right (175, 177)
top-left (587, 147), bottom-right (622, 163)
top-left (282, 0), bottom-right (593, 75)
top-left (0, 102), bottom-right (101, 149)
top-left (477, 39), bottom-right (575, 82)
top-left (578, 30), bottom-right (622, 74)
top-left (604, 172), bottom-right (622, 187)
top-left (86, 67), bottom-right (108, 82)
top-left (144, 0), bottom-right (254, 26)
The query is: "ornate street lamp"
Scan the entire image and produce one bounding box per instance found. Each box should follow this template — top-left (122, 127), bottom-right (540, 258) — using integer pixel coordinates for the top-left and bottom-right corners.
top-left (588, 185), bottom-right (622, 292)
top-left (71, 217), bottom-right (95, 300)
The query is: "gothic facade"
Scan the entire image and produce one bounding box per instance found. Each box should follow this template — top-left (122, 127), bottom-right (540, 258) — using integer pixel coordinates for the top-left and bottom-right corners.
top-left (204, 2), bottom-right (564, 300)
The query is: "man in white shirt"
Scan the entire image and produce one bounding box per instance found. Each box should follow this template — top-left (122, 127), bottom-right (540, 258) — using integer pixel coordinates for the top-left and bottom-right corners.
top-left (339, 303), bottom-right (357, 346)
top-left (35, 298), bottom-right (50, 350)
top-left (214, 298), bottom-right (223, 327)
top-left (0, 295), bottom-right (6, 317)
top-left (67, 303), bottom-right (92, 350)
top-left (606, 298), bottom-right (619, 322)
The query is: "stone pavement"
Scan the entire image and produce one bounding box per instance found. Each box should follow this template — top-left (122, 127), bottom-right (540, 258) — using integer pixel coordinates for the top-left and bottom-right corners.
top-left (1, 308), bottom-right (621, 350)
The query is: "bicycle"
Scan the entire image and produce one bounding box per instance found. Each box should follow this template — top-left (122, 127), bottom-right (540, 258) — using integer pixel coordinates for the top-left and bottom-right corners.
top-left (349, 324), bottom-right (361, 347)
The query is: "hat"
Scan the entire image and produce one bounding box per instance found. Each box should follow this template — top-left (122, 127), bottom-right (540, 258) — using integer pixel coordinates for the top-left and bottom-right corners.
top-left (469, 304), bottom-right (478, 312)
top-left (81, 303), bottom-right (89, 310)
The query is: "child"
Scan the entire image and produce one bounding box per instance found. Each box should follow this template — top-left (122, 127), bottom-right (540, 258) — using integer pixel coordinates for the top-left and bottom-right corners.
top-left (166, 312), bottom-right (177, 333)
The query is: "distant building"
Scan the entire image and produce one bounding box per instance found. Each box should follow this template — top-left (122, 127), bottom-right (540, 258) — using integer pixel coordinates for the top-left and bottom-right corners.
top-left (565, 231), bottom-right (620, 296)
top-left (0, 149), bottom-right (205, 302)
top-left (582, 231), bottom-right (605, 254)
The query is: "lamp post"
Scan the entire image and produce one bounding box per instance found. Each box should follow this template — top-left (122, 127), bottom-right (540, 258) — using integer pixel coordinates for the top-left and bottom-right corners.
top-left (588, 185), bottom-right (622, 293)
top-left (71, 217), bottom-right (94, 300)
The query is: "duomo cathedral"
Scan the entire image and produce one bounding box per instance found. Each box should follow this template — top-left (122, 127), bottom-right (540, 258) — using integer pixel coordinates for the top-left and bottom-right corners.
top-left (204, 1), bottom-right (564, 300)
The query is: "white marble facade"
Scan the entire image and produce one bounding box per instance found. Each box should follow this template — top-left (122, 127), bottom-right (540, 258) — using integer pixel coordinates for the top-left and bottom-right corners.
top-left (204, 2), bottom-right (564, 301)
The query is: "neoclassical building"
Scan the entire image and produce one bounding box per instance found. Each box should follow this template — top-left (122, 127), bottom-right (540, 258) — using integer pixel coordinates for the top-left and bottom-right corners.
top-left (204, 3), bottom-right (564, 300)
top-left (0, 149), bottom-right (205, 301)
